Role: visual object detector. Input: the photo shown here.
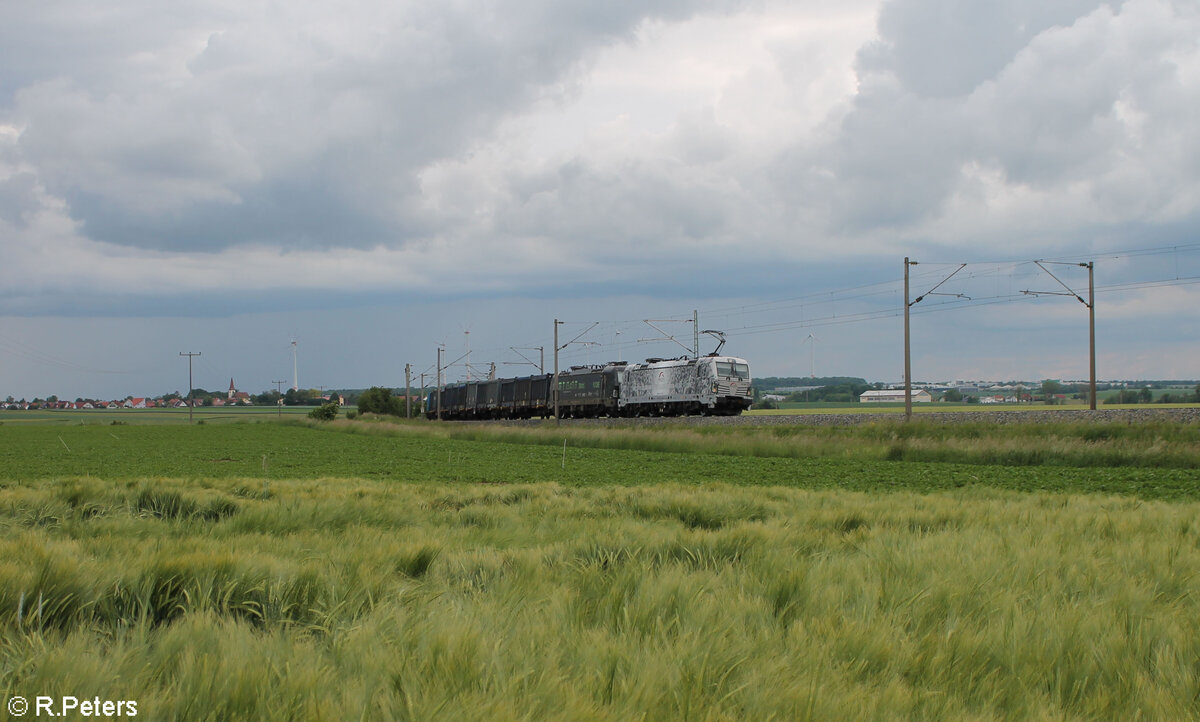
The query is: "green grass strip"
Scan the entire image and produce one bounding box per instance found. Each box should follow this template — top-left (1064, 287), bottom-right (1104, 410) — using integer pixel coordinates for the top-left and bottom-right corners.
top-left (2, 420), bottom-right (1198, 501)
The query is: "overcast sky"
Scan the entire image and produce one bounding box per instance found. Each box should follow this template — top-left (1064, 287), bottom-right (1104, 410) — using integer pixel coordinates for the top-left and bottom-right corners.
top-left (2, 0), bottom-right (1199, 400)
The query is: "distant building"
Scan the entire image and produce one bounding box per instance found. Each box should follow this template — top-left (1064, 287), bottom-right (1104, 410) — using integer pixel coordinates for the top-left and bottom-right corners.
top-left (227, 378), bottom-right (251, 404)
top-left (860, 389), bottom-right (932, 403)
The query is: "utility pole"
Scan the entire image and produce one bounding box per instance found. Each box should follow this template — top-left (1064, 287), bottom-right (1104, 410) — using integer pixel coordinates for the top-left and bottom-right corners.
top-left (1087, 261), bottom-right (1096, 411)
top-left (436, 345), bottom-right (444, 421)
top-left (553, 319), bottom-right (561, 425)
top-left (904, 259), bottom-right (966, 421)
top-left (1022, 260), bottom-right (1097, 410)
top-left (179, 352), bottom-right (201, 424)
top-left (272, 379), bottom-right (286, 417)
top-left (904, 259), bottom-right (913, 421)
top-left (420, 373), bottom-right (426, 416)
top-left (405, 363), bottom-right (412, 419)
top-left (693, 309), bottom-right (699, 359)
top-left (552, 320), bottom-right (597, 425)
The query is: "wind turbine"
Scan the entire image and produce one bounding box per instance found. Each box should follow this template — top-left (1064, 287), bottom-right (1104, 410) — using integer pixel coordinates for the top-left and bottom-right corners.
top-left (803, 333), bottom-right (817, 378)
top-left (290, 338), bottom-right (299, 391)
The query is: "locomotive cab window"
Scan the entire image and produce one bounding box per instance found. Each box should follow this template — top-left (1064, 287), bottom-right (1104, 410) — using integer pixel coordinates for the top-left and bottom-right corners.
top-left (716, 362), bottom-right (750, 380)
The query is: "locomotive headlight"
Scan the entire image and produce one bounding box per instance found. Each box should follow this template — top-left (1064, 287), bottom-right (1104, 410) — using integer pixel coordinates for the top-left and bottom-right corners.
top-left (712, 382), bottom-right (719, 393)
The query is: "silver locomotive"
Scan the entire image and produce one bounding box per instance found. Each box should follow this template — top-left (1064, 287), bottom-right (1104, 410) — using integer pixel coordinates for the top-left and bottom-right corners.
top-left (427, 354), bottom-right (753, 420)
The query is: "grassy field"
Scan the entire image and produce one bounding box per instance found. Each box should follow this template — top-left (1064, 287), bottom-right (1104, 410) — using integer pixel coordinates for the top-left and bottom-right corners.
top-left (0, 407), bottom-right (313, 425)
top-left (3, 417), bottom-right (1200, 719)
top-left (3, 418), bottom-right (1200, 498)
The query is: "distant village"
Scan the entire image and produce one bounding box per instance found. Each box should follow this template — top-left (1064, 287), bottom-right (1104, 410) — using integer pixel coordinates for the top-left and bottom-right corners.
top-left (755, 377), bottom-right (1200, 407)
top-left (2, 379), bottom-right (345, 411)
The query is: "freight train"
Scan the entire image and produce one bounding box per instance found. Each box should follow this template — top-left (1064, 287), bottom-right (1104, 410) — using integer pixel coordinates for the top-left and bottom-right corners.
top-left (425, 355), bottom-right (753, 420)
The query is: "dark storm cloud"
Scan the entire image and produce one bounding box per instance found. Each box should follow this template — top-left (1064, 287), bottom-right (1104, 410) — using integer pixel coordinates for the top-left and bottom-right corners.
top-left (0, 172), bottom-right (38, 227)
top-left (3, 0), bottom-right (739, 253)
top-left (497, 155), bottom-right (740, 253)
top-left (0, 1), bottom-right (225, 103)
top-left (859, 0), bottom-right (1105, 98)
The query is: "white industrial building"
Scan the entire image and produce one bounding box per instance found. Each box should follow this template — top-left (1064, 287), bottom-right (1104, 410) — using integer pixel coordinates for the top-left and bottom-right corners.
top-left (860, 389), bottom-right (932, 403)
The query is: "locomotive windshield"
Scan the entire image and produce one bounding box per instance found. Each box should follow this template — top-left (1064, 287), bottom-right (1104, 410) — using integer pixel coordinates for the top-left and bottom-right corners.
top-left (716, 361), bottom-right (750, 380)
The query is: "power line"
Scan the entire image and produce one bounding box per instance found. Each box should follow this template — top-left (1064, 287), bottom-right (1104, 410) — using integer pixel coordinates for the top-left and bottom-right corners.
top-left (422, 243), bottom-right (1198, 371)
top-left (0, 337), bottom-right (154, 375)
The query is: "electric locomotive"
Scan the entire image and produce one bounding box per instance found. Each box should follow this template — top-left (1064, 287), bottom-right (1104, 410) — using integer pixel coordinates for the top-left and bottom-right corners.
top-left (425, 354), bottom-right (752, 420)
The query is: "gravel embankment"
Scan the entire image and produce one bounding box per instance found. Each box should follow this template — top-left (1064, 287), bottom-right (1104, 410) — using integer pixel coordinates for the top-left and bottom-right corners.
top-left (497, 407), bottom-right (1200, 428)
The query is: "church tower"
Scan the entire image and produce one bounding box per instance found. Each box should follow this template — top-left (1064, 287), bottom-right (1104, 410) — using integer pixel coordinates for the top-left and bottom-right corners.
top-left (228, 378), bottom-right (236, 400)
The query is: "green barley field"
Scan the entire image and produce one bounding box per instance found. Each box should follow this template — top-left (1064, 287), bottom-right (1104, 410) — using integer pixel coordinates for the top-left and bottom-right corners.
top-left (2, 415), bottom-right (1200, 720)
